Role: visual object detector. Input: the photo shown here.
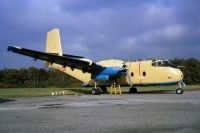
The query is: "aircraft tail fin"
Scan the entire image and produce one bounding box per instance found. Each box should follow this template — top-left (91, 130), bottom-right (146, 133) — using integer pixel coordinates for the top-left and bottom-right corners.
top-left (45, 29), bottom-right (63, 56)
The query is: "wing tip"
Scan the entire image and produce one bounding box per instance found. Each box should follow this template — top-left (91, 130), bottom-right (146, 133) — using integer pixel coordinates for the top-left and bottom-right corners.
top-left (7, 46), bottom-right (22, 51)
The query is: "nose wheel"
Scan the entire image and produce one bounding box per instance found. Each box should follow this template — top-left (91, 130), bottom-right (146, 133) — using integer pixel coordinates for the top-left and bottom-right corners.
top-left (176, 88), bottom-right (184, 94)
top-left (176, 81), bottom-right (185, 94)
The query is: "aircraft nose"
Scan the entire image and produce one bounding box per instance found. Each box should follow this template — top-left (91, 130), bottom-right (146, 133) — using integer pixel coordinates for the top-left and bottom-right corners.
top-left (170, 68), bottom-right (184, 81)
top-left (178, 69), bottom-right (184, 80)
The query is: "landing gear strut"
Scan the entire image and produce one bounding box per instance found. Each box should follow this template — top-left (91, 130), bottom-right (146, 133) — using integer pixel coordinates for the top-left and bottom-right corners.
top-left (176, 81), bottom-right (185, 94)
top-left (129, 87), bottom-right (137, 93)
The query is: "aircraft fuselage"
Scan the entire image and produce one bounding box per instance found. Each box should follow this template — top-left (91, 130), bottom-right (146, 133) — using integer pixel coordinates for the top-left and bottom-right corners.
top-left (48, 59), bottom-right (183, 87)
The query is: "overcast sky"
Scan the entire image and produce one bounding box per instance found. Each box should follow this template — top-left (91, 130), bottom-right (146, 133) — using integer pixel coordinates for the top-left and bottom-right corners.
top-left (1, 0), bottom-right (200, 68)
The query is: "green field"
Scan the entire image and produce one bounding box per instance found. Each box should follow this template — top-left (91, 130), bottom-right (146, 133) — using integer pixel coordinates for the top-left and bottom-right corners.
top-left (0, 85), bottom-right (200, 98)
top-left (0, 88), bottom-right (80, 98)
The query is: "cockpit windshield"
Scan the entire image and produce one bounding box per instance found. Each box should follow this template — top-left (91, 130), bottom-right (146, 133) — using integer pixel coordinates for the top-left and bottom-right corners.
top-left (152, 60), bottom-right (177, 68)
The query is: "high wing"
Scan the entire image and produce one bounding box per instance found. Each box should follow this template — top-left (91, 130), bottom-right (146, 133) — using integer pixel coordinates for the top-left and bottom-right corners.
top-left (7, 46), bottom-right (104, 74)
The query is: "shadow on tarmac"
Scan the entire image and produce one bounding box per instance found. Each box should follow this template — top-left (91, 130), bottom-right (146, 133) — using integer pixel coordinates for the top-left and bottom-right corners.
top-left (69, 89), bottom-right (177, 95)
top-left (0, 98), bottom-right (15, 104)
top-left (136, 90), bottom-right (176, 94)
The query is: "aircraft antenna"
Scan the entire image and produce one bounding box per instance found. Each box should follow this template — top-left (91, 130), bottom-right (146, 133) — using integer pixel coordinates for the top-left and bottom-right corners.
top-left (122, 51), bottom-right (133, 86)
top-left (128, 51), bottom-right (132, 68)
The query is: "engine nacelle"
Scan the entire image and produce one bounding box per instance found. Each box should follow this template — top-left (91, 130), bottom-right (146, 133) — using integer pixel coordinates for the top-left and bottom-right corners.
top-left (93, 67), bottom-right (125, 81)
top-left (94, 75), bottom-right (109, 81)
top-left (99, 67), bottom-right (123, 76)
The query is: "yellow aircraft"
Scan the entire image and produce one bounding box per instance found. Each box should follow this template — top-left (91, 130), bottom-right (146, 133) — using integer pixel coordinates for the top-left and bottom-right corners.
top-left (8, 29), bottom-right (185, 95)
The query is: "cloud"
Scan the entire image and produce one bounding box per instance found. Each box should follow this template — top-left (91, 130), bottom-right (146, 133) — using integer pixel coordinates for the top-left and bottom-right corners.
top-left (143, 3), bottom-right (175, 23)
top-left (0, 0), bottom-right (200, 68)
top-left (139, 24), bottom-right (187, 42)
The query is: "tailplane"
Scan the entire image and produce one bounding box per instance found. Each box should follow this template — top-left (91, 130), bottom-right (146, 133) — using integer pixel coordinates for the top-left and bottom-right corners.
top-left (45, 29), bottom-right (63, 56)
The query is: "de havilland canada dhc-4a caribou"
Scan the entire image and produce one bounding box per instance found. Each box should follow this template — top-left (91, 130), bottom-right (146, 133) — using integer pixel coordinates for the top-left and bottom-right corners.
top-left (8, 29), bottom-right (186, 95)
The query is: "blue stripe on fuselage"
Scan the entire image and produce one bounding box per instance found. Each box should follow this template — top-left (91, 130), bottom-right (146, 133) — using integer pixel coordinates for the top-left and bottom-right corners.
top-left (133, 81), bottom-right (181, 86)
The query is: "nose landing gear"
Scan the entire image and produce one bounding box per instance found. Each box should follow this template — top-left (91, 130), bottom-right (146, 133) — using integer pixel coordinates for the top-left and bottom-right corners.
top-left (176, 81), bottom-right (185, 94)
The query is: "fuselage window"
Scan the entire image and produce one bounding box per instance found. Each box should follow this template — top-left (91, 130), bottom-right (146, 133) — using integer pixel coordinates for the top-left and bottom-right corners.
top-left (157, 61), bottom-right (162, 66)
top-left (131, 72), bottom-right (134, 77)
top-left (143, 71), bottom-right (146, 76)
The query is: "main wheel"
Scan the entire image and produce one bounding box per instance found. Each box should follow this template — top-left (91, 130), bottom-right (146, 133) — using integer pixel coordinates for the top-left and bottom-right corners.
top-left (96, 88), bottom-right (101, 95)
top-left (129, 87), bottom-right (137, 93)
top-left (176, 88), bottom-right (184, 94)
top-left (91, 88), bottom-right (101, 95)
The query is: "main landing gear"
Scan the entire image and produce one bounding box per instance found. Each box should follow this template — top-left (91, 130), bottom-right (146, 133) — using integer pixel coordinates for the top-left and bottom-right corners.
top-left (91, 81), bottom-right (118, 95)
top-left (91, 82), bottom-right (101, 95)
top-left (91, 87), bottom-right (108, 95)
top-left (176, 81), bottom-right (185, 94)
top-left (91, 88), bottom-right (101, 95)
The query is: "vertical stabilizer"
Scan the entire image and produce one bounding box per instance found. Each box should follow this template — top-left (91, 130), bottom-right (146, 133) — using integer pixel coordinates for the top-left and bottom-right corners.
top-left (45, 29), bottom-right (62, 56)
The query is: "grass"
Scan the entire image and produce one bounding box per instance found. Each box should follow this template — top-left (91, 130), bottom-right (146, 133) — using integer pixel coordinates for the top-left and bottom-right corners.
top-left (0, 88), bottom-right (80, 98)
top-left (0, 85), bottom-right (200, 98)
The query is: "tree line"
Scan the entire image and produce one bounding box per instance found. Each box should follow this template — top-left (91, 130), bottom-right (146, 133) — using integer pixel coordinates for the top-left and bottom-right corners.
top-left (0, 67), bottom-right (82, 88)
top-left (171, 58), bottom-right (200, 84)
top-left (0, 58), bottom-right (199, 88)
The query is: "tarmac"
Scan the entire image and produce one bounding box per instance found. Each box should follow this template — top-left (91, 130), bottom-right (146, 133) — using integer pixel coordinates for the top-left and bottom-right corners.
top-left (0, 90), bottom-right (200, 133)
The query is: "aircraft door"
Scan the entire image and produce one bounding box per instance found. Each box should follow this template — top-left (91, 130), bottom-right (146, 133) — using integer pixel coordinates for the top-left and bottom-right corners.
top-left (128, 62), bottom-right (140, 84)
top-left (138, 61), bottom-right (150, 84)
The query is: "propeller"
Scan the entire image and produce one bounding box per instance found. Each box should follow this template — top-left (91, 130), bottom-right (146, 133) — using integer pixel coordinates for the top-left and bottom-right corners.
top-left (122, 61), bottom-right (133, 86)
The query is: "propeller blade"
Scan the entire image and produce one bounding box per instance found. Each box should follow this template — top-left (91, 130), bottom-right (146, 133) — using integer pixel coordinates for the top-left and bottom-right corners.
top-left (126, 70), bottom-right (133, 86)
top-left (122, 61), bottom-right (132, 86)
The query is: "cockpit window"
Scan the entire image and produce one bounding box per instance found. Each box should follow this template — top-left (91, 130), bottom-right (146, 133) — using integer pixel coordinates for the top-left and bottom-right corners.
top-left (152, 62), bottom-right (156, 66)
top-left (157, 61), bottom-right (162, 66)
top-left (152, 60), bottom-right (177, 68)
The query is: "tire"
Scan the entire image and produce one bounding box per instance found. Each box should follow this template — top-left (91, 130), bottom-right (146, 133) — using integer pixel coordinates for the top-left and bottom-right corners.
top-left (96, 88), bottom-right (101, 95)
top-left (176, 88), bottom-right (184, 94)
top-left (91, 88), bottom-right (101, 95)
top-left (91, 88), bottom-right (97, 95)
top-left (129, 87), bottom-right (137, 93)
